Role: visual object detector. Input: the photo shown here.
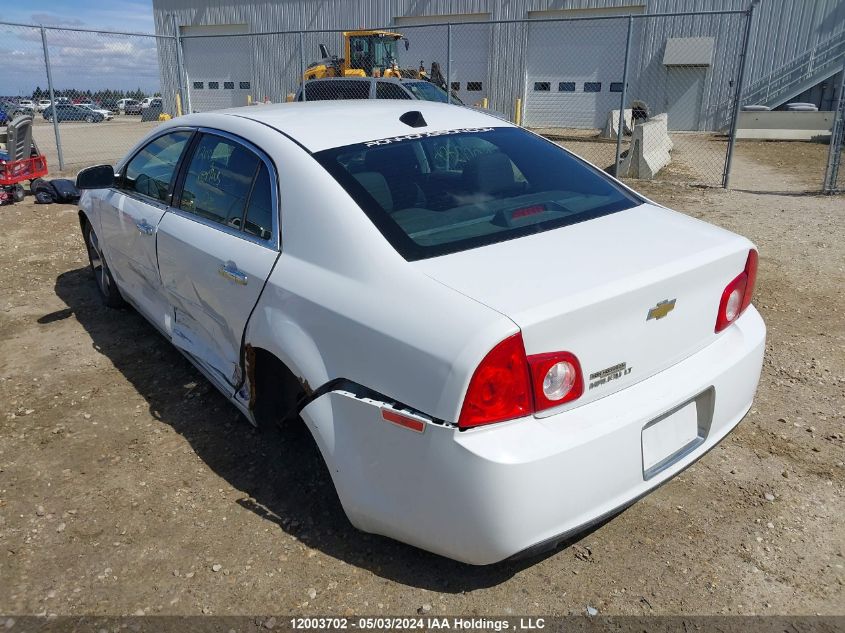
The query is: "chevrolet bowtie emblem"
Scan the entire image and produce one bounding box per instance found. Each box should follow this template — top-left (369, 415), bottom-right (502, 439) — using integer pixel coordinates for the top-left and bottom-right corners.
top-left (647, 299), bottom-right (676, 321)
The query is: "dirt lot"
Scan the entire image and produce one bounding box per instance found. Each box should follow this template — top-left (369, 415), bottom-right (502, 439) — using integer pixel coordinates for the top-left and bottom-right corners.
top-left (0, 181), bottom-right (843, 617)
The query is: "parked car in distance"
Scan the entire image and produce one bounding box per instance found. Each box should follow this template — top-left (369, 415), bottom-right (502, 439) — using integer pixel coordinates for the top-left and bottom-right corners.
top-left (37, 100), bottom-right (52, 112)
top-left (74, 101), bottom-right (765, 565)
top-left (140, 97), bottom-right (161, 109)
top-left (294, 77), bottom-right (506, 119)
top-left (1, 100), bottom-right (34, 120)
top-left (18, 99), bottom-right (35, 110)
top-left (100, 99), bottom-right (120, 113)
top-left (116, 98), bottom-right (140, 113)
top-left (296, 77), bottom-right (464, 104)
top-left (123, 100), bottom-right (142, 115)
top-left (81, 103), bottom-right (114, 120)
top-left (43, 103), bottom-right (104, 123)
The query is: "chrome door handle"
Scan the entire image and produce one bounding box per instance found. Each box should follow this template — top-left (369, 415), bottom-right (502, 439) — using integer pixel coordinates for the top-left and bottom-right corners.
top-left (135, 220), bottom-right (154, 236)
top-left (218, 262), bottom-right (248, 285)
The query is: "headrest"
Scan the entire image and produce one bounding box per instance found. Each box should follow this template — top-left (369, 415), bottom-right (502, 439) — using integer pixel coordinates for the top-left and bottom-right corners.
top-left (353, 171), bottom-right (393, 212)
top-left (463, 152), bottom-right (516, 195)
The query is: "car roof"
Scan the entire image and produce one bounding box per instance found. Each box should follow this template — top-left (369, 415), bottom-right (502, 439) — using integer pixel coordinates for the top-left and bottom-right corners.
top-left (186, 100), bottom-right (514, 153)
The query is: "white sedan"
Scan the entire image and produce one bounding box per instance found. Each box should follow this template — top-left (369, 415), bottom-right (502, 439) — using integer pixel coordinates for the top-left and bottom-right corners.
top-left (74, 101), bottom-right (765, 565)
top-left (81, 104), bottom-right (113, 120)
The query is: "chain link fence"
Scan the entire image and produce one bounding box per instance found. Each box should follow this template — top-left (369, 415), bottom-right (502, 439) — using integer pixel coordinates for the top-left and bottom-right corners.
top-left (1, 23), bottom-right (174, 174)
top-left (1, 11), bottom-right (843, 193)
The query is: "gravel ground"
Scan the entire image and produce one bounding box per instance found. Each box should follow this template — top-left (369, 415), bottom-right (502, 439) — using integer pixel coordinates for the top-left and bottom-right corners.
top-left (0, 182), bottom-right (842, 617)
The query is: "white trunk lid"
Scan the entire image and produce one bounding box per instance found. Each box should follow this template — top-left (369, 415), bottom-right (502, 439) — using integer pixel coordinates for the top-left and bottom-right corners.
top-left (415, 204), bottom-right (754, 413)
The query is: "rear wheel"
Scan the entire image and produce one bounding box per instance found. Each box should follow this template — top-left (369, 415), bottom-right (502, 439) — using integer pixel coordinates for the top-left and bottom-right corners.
top-left (83, 221), bottom-right (125, 308)
top-left (85, 115), bottom-right (94, 123)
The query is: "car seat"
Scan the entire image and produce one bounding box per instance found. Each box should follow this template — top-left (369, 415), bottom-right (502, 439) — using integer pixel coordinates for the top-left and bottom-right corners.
top-left (462, 151), bottom-right (523, 197)
top-left (363, 144), bottom-right (426, 210)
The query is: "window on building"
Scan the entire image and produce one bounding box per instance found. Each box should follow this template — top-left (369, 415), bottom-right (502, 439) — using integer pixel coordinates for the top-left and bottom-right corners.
top-left (224, 81), bottom-right (234, 89)
top-left (208, 82), bottom-right (219, 89)
top-left (584, 82), bottom-right (602, 92)
top-left (610, 82), bottom-right (624, 92)
top-left (193, 82), bottom-right (204, 89)
top-left (466, 82), bottom-right (482, 91)
top-left (558, 82), bottom-right (575, 92)
top-left (533, 82), bottom-right (551, 92)
top-left (451, 82), bottom-right (460, 91)
top-left (239, 81), bottom-right (251, 90)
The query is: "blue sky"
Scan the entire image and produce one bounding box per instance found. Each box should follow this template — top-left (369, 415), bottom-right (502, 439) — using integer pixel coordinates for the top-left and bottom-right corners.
top-left (1, 1), bottom-right (159, 96)
top-left (6, 0), bottom-right (155, 33)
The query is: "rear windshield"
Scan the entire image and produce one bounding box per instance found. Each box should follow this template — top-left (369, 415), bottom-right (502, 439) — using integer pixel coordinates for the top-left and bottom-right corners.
top-left (314, 127), bottom-right (642, 260)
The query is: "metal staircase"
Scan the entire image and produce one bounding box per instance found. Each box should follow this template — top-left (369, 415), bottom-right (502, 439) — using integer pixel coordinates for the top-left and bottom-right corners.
top-left (741, 31), bottom-right (845, 108)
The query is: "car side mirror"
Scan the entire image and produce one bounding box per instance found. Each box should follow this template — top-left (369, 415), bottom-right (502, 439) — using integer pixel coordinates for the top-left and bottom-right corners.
top-left (76, 164), bottom-right (115, 190)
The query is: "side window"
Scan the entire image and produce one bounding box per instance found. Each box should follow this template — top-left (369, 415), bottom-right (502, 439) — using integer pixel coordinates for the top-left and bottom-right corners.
top-left (376, 82), bottom-right (411, 100)
top-left (243, 163), bottom-right (273, 241)
top-left (178, 134), bottom-right (261, 229)
top-left (121, 130), bottom-right (191, 202)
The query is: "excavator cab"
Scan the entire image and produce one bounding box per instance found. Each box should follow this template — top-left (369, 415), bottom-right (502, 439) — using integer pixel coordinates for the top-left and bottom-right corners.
top-left (346, 31), bottom-right (407, 76)
top-left (303, 30), bottom-right (424, 82)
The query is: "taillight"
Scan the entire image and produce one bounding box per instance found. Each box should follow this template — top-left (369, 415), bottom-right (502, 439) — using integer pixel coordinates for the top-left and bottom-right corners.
top-left (458, 333), bottom-right (583, 429)
top-left (458, 333), bottom-right (532, 429)
top-left (527, 352), bottom-right (584, 412)
top-left (715, 249), bottom-right (758, 332)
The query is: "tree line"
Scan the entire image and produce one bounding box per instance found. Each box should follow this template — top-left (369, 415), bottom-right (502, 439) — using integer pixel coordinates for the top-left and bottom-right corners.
top-left (28, 87), bottom-right (161, 101)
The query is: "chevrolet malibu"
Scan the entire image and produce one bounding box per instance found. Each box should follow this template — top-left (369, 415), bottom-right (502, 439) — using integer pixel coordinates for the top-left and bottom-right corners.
top-left (74, 101), bottom-right (765, 565)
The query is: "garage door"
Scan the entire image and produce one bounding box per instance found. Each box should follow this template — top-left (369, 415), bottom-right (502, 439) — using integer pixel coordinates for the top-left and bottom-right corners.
top-left (182, 24), bottom-right (253, 112)
top-left (394, 14), bottom-right (490, 105)
top-left (524, 7), bottom-right (642, 129)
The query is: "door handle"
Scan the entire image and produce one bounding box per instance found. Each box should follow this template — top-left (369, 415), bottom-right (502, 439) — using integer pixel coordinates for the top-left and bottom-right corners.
top-left (218, 262), bottom-right (248, 286)
top-left (135, 219), bottom-right (154, 236)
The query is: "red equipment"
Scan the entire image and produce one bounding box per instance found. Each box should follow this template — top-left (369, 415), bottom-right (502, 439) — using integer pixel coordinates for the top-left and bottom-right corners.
top-left (0, 146), bottom-right (48, 204)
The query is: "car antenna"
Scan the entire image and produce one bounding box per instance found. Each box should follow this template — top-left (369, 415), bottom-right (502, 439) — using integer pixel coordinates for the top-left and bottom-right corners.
top-left (399, 110), bottom-right (427, 128)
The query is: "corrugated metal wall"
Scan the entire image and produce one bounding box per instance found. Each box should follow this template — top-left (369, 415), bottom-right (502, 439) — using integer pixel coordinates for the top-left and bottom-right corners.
top-left (153, 0), bottom-right (845, 126)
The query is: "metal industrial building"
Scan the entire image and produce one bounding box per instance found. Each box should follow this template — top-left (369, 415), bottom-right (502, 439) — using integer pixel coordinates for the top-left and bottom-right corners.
top-left (152, 0), bottom-right (845, 130)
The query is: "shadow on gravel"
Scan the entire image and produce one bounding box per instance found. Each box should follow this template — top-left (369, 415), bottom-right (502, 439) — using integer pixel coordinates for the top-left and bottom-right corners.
top-left (48, 266), bottom-right (606, 591)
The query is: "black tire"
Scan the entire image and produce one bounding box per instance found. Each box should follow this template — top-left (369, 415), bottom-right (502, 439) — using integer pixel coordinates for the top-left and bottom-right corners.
top-left (82, 221), bottom-right (126, 308)
top-left (85, 115), bottom-right (94, 123)
top-left (11, 184), bottom-right (25, 202)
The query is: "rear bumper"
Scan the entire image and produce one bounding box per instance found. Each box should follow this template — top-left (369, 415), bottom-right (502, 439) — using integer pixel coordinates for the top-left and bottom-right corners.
top-left (304, 307), bottom-right (766, 565)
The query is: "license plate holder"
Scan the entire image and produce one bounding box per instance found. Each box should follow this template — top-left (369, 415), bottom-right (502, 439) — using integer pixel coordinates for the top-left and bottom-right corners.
top-left (641, 395), bottom-right (709, 480)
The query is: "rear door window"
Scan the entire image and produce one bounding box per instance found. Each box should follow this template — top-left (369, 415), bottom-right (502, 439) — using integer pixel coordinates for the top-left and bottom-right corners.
top-left (120, 130), bottom-right (192, 202)
top-left (178, 134), bottom-right (261, 229)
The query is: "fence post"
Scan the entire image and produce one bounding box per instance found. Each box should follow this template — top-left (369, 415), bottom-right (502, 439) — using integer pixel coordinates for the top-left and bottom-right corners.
top-left (299, 31), bottom-right (306, 101)
top-left (171, 14), bottom-right (186, 116)
top-left (615, 16), bottom-right (634, 176)
top-left (40, 26), bottom-right (64, 172)
top-left (446, 23), bottom-right (452, 104)
top-left (723, 1), bottom-right (757, 188)
top-left (823, 58), bottom-right (845, 193)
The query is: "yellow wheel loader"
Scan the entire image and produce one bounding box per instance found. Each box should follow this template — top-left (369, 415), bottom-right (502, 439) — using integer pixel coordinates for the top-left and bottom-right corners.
top-left (304, 30), bottom-right (428, 81)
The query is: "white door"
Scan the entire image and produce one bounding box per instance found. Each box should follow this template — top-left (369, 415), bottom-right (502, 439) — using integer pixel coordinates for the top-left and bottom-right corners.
top-left (156, 132), bottom-right (279, 389)
top-left (524, 7), bottom-right (642, 128)
top-left (395, 14), bottom-right (491, 105)
top-left (97, 130), bottom-right (192, 326)
top-left (665, 67), bottom-right (705, 131)
top-left (182, 24), bottom-right (252, 112)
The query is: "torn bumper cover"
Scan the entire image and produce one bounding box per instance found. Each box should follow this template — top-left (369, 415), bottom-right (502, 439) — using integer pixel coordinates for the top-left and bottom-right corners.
top-left (300, 308), bottom-right (765, 565)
